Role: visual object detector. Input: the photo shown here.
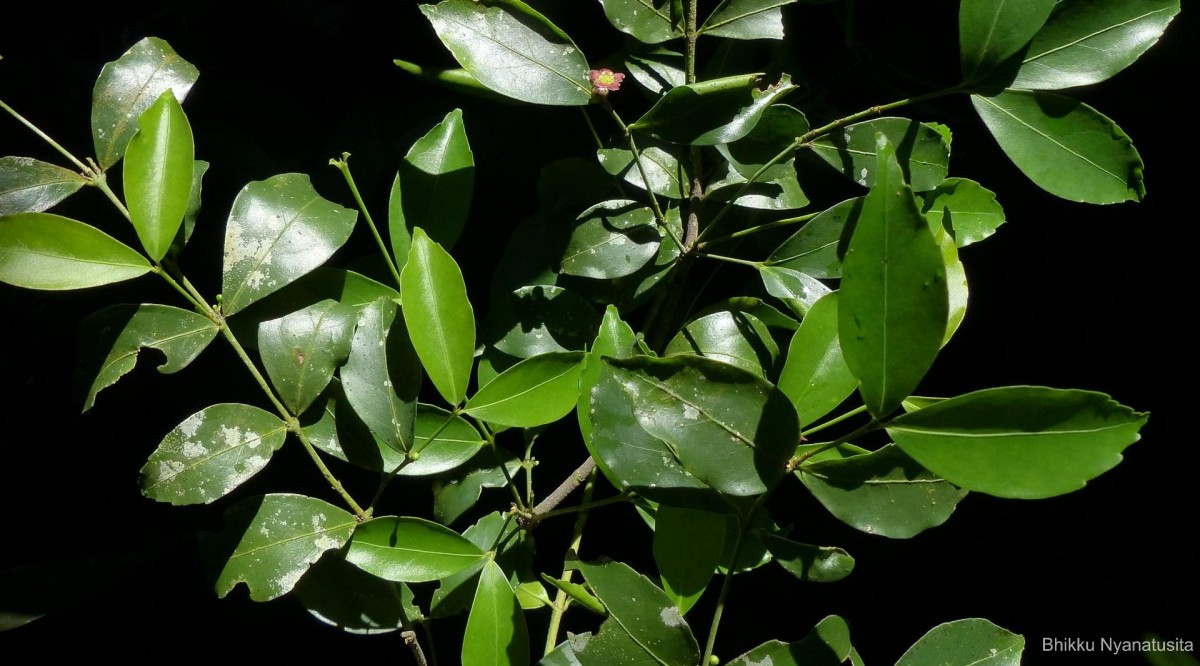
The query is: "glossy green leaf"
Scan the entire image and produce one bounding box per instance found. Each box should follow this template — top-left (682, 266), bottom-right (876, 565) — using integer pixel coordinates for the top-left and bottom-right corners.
top-left (593, 356), bottom-right (799, 496)
top-left (212, 494), bottom-right (356, 601)
top-left (600, 0), bottom-right (684, 43)
top-left (0, 212), bottom-right (152, 289)
top-left (340, 297), bottom-right (420, 453)
top-left (91, 37), bottom-right (199, 169)
top-left (701, 297), bottom-right (798, 331)
top-left (294, 551), bottom-right (418, 635)
top-left (706, 160), bottom-right (808, 211)
top-left (972, 89), bottom-right (1144, 203)
top-left (839, 135), bottom-right (948, 418)
top-left (701, 0), bottom-right (798, 40)
top-left (798, 444), bottom-right (967, 538)
top-left (759, 265), bottom-right (831, 318)
top-left (765, 197), bottom-right (860, 278)
top-left (1012, 0), bottom-right (1181, 90)
top-left (727, 615), bottom-right (852, 666)
top-left (665, 309), bottom-right (778, 378)
top-left (434, 451), bottom-right (522, 525)
top-left (221, 173), bottom-right (357, 315)
top-left (888, 386), bottom-right (1147, 499)
top-left (577, 306), bottom-right (639, 460)
top-left (717, 104), bottom-right (808, 179)
top-left (407, 405), bottom-right (487, 474)
top-left (79, 303), bottom-right (218, 412)
top-left (895, 618), bottom-right (1024, 665)
top-left (465, 352), bottom-right (585, 428)
top-left (810, 118), bottom-right (950, 192)
top-left (258, 299), bottom-right (356, 415)
top-left (463, 559), bottom-right (529, 666)
top-left (653, 506), bottom-right (724, 613)
top-left (756, 532), bottom-right (854, 582)
top-left (420, 0), bottom-right (592, 106)
top-left (597, 146), bottom-right (690, 200)
top-left (940, 230), bottom-right (969, 346)
top-left (625, 48), bottom-right (685, 94)
top-left (178, 160), bottom-right (209, 248)
top-left (632, 73), bottom-right (797, 145)
top-left (959, 0), bottom-right (1056, 83)
top-left (0, 157), bottom-right (86, 215)
top-left (541, 574), bottom-right (605, 615)
top-left (574, 559), bottom-right (700, 665)
top-left (486, 285), bottom-right (600, 358)
top-left (776, 293), bottom-right (857, 427)
top-left (123, 90), bottom-right (193, 261)
top-left (920, 178), bottom-right (1005, 247)
top-left (346, 516), bottom-right (486, 582)
top-left (402, 228), bottom-right (475, 405)
top-left (432, 511), bottom-right (540, 617)
top-left (391, 108), bottom-right (474, 262)
top-left (140, 403), bottom-right (287, 505)
top-left (560, 200), bottom-right (661, 279)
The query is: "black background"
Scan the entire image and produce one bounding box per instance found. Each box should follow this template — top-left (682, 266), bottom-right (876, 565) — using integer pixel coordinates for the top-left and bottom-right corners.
top-left (1, 1), bottom-right (1195, 663)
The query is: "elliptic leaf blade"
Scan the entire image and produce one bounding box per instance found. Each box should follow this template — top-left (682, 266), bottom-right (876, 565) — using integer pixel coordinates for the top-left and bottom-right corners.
top-left (653, 506), bottom-right (725, 613)
top-left (0, 212), bottom-right (151, 290)
top-left (560, 200), bottom-right (661, 279)
top-left (895, 618), bottom-right (1024, 666)
top-left (258, 299), bottom-right (357, 415)
top-left (340, 297), bottom-right (420, 453)
top-left (809, 118), bottom-right (950, 192)
top-left (701, 0), bottom-right (799, 41)
top-left (631, 73), bottom-right (797, 145)
top-left (123, 89), bottom-right (194, 261)
top-left (293, 551), bottom-right (418, 635)
top-left (464, 352), bottom-right (585, 428)
top-left (599, 0), bottom-right (684, 43)
top-left (0, 157), bottom-right (86, 215)
top-left (392, 108), bottom-right (475, 257)
top-left (920, 178), bottom-right (1005, 247)
top-left (756, 532), bottom-right (854, 583)
top-left (726, 615), bottom-right (852, 666)
top-left (402, 228), bottom-right (476, 405)
top-left (776, 292), bottom-right (857, 427)
top-left (463, 559), bottom-right (530, 666)
top-left (959, 0), bottom-right (1056, 84)
top-left (346, 516), bottom-right (486, 583)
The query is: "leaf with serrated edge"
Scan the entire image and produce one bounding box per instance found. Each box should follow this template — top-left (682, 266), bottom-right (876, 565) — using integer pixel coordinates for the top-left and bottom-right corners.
top-left (213, 494), bottom-right (356, 601)
top-left (0, 157), bottom-right (86, 215)
top-left (80, 303), bottom-right (218, 411)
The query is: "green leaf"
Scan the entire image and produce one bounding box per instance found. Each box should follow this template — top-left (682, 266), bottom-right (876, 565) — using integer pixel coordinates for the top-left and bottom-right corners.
top-left (574, 559), bottom-right (700, 665)
top-left (717, 104), bottom-right (808, 180)
top-left (346, 516), bottom-right (486, 582)
top-left (560, 200), bottom-right (662, 279)
top-left (776, 292), bottom-right (857, 427)
top-left (420, 0), bottom-right (592, 106)
top-left (971, 89), bottom-right (1144, 204)
top-left (959, 0), bottom-right (1056, 84)
top-left (123, 90), bottom-right (194, 261)
top-left (727, 615), bottom-right (852, 666)
top-left (212, 494), bottom-right (356, 601)
top-left (765, 197), bottom-right (861, 279)
top-left (394, 59), bottom-right (516, 103)
top-left (91, 37), bottom-right (199, 169)
top-left (486, 285), bottom-right (600, 358)
top-left (140, 403), bottom-right (287, 505)
top-left (541, 574), bottom-right (606, 615)
top-left (0, 212), bottom-right (152, 290)
top-left (919, 178), bottom-right (1005, 247)
top-left (79, 303), bottom-right (218, 412)
top-left (0, 157), bottom-right (86, 215)
top-left (665, 309), bottom-right (778, 378)
top-left (340, 297), bottom-right (420, 453)
top-left (178, 160), bottom-right (209, 248)
top-left (577, 306), bottom-right (639, 460)
top-left (407, 405), bottom-right (487, 474)
top-left (221, 173), bottom-right (357, 315)
top-left (895, 618), bottom-right (1024, 665)
top-left (700, 0), bottom-right (799, 40)
top-left (632, 73), bottom-right (797, 145)
top-left (625, 48), bottom-right (685, 94)
top-left (463, 559), bottom-right (530, 666)
top-left (653, 506), bottom-right (724, 613)
top-left (597, 146), bottom-right (691, 200)
top-left (839, 134), bottom-right (948, 418)
top-left (391, 108), bottom-right (475, 261)
top-left (433, 451), bottom-right (522, 525)
top-left (809, 118), bottom-right (950, 192)
top-left (939, 229), bottom-right (969, 346)
top-left (294, 551), bottom-right (418, 635)
top-left (465, 352), bottom-right (585, 428)
top-left (599, 0), bottom-right (684, 43)
top-left (756, 532), bottom-right (854, 582)
top-left (1012, 0), bottom-right (1181, 90)
top-left (706, 160), bottom-right (809, 211)
top-left (402, 228), bottom-right (476, 405)
top-left (258, 299), bottom-right (356, 415)
top-left (887, 386), bottom-right (1147, 499)
top-left (432, 511), bottom-right (538, 617)
top-left (594, 356), bottom-right (799, 496)
top-left (758, 265), bottom-right (831, 318)
top-left (798, 444), bottom-right (968, 538)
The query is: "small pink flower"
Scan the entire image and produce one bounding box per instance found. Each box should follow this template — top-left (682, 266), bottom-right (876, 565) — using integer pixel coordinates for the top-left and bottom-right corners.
top-left (589, 68), bottom-right (625, 96)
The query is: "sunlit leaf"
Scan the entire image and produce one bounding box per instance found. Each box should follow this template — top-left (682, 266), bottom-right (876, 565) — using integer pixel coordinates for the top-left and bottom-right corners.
top-left (0, 212), bottom-right (152, 290)
top-left (123, 90), bottom-right (193, 261)
top-left (212, 494), bottom-right (356, 602)
top-left (91, 37), bottom-right (198, 168)
top-left (756, 532), bottom-right (854, 582)
top-left (340, 297), bottom-right (420, 453)
top-left (895, 618), bottom-right (1024, 665)
top-left (346, 516), bottom-right (486, 582)
top-left (140, 403), bottom-right (287, 505)
top-left (486, 285), bottom-right (600, 359)
top-left (599, 0), bottom-right (684, 43)
top-left (597, 146), bottom-right (690, 200)
top-left (701, 0), bottom-right (799, 40)
top-left (959, 0), bottom-right (1056, 84)
top-left (758, 265), bottom-right (831, 318)
top-left (560, 200), bottom-right (661, 279)
top-left (727, 615), bottom-right (852, 665)
top-left (0, 157), bottom-right (86, 215)
top-left (463, 559), bottom-right (529, 666)
top-left (920, 178), bottom-right (1005, 247)
top-left (433, 451), bottom-right (522, 525)
top-left (420, 0), bottom-right (592, 105)
top-left (632, 73), bottom-right (797, 145)
top-left (221, 173), bottom-right (357, 315)
top-left (776, 293), bottom-right (857, 427)
top-left (809, 118), bottom-right (950, 192)
top-left (402, 228), bottom-right (476, 405)
top-left (765, 197), bottom-right (861, 279)
top-left (465, 352), bottom-right (585, 428)
top-left (390, 108), bottom-right (474, 262)
top-left (626, 48), bottom-right (685, 94)
top-left (79, 303), bottom-right (218, 412)
top-left (665, 309), bottom-right (778, 378)
top-left (887, 386), bottom-right (1147, 499)
top-left (258, 299), bottom-right (356, 415)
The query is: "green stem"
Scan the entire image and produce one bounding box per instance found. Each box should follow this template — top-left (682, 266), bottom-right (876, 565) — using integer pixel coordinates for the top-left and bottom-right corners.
top-left (701, 492), bottom-right (768, 665)
top-left (0, 98), bottom-right (91, 172)
top-left (331, 153), bottom-right (404, 289)
top-left (696, 252), bottom-right (760, 268)
top-left (802, 404), bottom-right (869, 438)
top-left (600, 103), bottom-right (684, 250)
top-left (474, 418), bottom-right (527, 512)
top-left (790, 419), bottom-right (881, 469)
top-left (91, 171), bottom-right (134, 221)
top-left (699, 212), bottom-right (820, 250)
top-left (152, 266), bottom-right (209, 314)
top-left (367, 411), bottom-right (459, 514)
top-left (543, 467), bottom-right (597, 656)
top-left (579, 107), bottom-right (605, 150)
